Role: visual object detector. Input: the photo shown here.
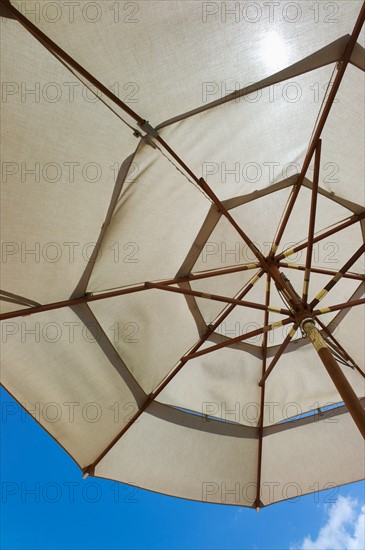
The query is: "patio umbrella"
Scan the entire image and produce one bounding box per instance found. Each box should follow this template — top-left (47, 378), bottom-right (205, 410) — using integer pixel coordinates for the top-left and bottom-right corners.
top-left (1, 0), bottom-right (364, 508)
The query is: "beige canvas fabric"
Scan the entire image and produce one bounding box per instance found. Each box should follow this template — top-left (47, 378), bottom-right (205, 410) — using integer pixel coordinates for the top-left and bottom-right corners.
top-left (1, 0), bottom-right (364, 507)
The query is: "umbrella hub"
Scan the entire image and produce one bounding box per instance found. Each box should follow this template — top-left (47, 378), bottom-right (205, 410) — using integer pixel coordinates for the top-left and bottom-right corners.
top-left (270, 265), bottom-right (302, 313)
top-left (296, 310), bottom-right (315, 327)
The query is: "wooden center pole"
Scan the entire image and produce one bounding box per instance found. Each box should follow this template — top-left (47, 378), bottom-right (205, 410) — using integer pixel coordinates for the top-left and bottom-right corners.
top-left (303, 320), bottom-right (365, 439)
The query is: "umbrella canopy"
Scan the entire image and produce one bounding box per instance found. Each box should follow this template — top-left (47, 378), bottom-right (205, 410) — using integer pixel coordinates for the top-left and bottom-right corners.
top-left (1, 0), bottom-right (364, 508)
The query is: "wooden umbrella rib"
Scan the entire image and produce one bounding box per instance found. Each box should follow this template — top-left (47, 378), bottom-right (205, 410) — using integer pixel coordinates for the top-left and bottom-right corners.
top-left (87, 306), bottom-right (291, 473)
top-left (147, 282), bottom-right (289, 315)
top-left (298, 1), bottom-right (365, 179)
top-left (186, 263), bottom-right (260, 280)
top-left (153, 138), bottom-right (303, 310)
top-left (0, 283), bottom-right (150, 321)
top-left (153, 140), bottom-right (267, 269)
top-left (314, 297), bottom-right (365, 315)
top-left (278, 263), bottom-right (365, 282)
top-left (85, 270), bottom-right (266, 473)
top-left (153, 263), bottom-right (260, 286)
top-left (302, 140), bottom-right (322, 305)
top-left (270, 3), bottom-right (365, 255)
top-left (183, 317), bottom-right (293, 361)
top-left (254, 275), bottom-right (271, 510)
top-left (0, 267), bottom-right (260, 321)
top-left (275, 213), bottom-right (365, 262)
top-left (309, 244), bottom-right (365, 309)
top-left (3, 1), bottom-right (144, 126)
top-left (258, 325), bottom-right (298, 386)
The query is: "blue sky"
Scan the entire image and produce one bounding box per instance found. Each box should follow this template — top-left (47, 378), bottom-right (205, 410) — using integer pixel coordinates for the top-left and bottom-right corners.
top-left (1, 386), bottom-right (364, 550)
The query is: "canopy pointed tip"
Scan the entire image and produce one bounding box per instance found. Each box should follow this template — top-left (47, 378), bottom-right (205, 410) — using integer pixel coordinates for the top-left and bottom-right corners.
top-left (82, 465), bottom-right (95, 478)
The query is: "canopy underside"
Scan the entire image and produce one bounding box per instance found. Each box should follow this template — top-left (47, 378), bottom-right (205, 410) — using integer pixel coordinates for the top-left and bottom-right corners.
top-left (1, 0), bottom-right (364, 507)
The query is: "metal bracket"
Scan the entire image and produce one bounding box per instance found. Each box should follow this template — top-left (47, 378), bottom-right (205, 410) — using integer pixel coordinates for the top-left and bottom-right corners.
top-left (138, 120), bottom-right (159, 138)
top-left (300, 317), bottom-right (315, 337)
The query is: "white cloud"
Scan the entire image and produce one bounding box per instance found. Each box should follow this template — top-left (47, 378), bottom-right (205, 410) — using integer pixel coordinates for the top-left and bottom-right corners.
top-left (294, 496), bottom-right (365, 550)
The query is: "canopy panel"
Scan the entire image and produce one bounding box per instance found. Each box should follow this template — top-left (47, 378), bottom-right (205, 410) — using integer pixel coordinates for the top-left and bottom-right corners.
top-left (1, 15), bottom-right (136, 309)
